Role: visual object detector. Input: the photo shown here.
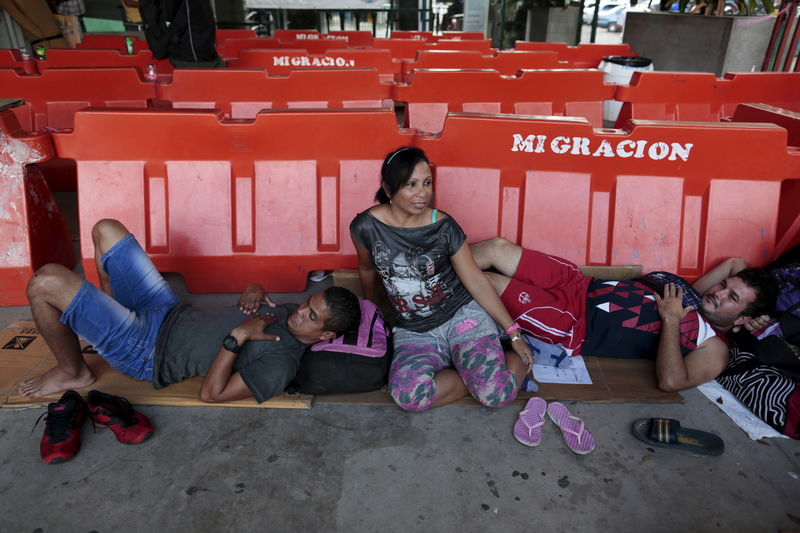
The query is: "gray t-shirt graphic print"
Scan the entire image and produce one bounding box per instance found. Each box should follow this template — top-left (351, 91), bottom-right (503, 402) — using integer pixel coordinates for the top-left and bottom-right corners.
top-left (350, 210), bottom-right (473, 332)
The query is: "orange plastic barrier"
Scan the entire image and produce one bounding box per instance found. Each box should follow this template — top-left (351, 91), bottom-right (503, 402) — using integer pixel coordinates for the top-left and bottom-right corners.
top-left (0, 107), bottom-right (75, 305)
top-left (274, 30), bottom-right (373, 48)
top-left (400, 50), bottom-right (565, 79)
top-left (0, 49), bottom-right (37, 73)
top-left (732, 103), bottom-right (800, 146)
top-left (417, 113), bottom-right (800, 281)
top-left (327, 31), bottom-right (374, 47)
top-left (372, 38), bottom-right (494, 59)
top-left (227, 49), bottom-right (399, 81)
top-left (157, 69), bottom-right (391, 119)
top-left (0, 67), bottom-right (155, 132)
top-left (614, 71), bottom-right (800, 127)
top-left (218, 38), bottom-right (355, 60)
top-left (394, 69), bottom-right (613, 132)
top-left (53, 108), bottom-right (414, 293)
top-left (513, 42), bottom-right (635, 68)
top-left (441, 31), bottom-right (487, 40)
top-left (389, 31), bottom-right (436, 42)
top-left (216, 29), bottom-right (258, 42)
top-left (389, 31), bottom-right (486, 42)
top-left (273, 29), bottom-right (321, 41)
top-left (732, 103), bottom-right (800, 255)
top-left (35, 49), bottom-right (173, 77)
top-left (50, 109), bottom-right (800, 296)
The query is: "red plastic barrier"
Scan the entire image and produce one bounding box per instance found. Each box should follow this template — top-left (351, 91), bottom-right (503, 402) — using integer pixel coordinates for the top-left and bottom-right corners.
top-left (53, 108), bottom-right (414, 293)
top-left (514, 42), bottom-right (635, 68)
top-left (432, 39), bottom-right (494, 52)
top-left (327, 31), bottom-right (374, 48)
top-left (35, 49), bottom-right (173, 77)
top-left (227, 49), bottom-right (399, 81)
top-left (216, 28), bottom-right (258, 43)
top-left (0, 107), bottom-right (75, 305)
top-left (1, 67), bottom-right (156, 191)
top-left (50, 108), bottom-right (800, 295)
top-left (400, 50), bottom-right (565, 79)
top-left (614, 71), bottom-right (800, 127)
top-left (372, 38), bottom-right (427, 59)
top-left (732, 103), bottom-right (800, 255)
top-left (394, 69), bottom-right (613, 132)
top-left (732, 103), bottom-right (800, 146)
top-left (157, 69), bottom-right (391, 118)
top-left (77, 35), bottom-right (150, 52)
top-left (372, 38), bottom-right (494, 59)
top-left (0, 67), bottom-right (155, 132)
top-left (388, 31), bottom-right (486, 42)
top-left (218, 38), bottom-right (357, 60)
top-left (273, 29), bottom-right (321, 41)
top-left (441, 31), bottom-right (486, 40)
top-left (389, 31), bottom-right (436, 42)
top-left (417, 113), bottom-right (800, 281)
top-left (0, 49), bottom-right (37, 73)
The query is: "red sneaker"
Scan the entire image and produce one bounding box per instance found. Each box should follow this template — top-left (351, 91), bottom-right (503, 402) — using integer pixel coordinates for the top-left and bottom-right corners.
top-left (86, 390), bottom-right (154, 444)
top-left (37, 390), bottom-right (87, 464)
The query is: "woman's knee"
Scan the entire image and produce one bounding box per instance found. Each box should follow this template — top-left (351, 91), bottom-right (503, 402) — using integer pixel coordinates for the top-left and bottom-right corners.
top-left (91, 219), bottom-right (129, 253)
top-left (389, 374), bottom-right (435, 412)
top-left (472, 377), bottom-right (519, 408)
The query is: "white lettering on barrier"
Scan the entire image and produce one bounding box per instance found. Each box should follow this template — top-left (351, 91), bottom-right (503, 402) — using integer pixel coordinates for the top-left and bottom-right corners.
top-left (274, 56), bottom-right (356, 68)
top-left (511, 134), bottom-right (693, 162)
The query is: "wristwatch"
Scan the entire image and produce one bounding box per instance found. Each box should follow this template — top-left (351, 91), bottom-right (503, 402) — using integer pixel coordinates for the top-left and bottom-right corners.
top-left (222, 335), bottom-right (242, 354)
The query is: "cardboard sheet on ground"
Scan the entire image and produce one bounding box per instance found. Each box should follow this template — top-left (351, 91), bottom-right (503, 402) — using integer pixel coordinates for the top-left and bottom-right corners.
top-left (0, 322), bottom-right (681, 409)
top-left (0, 323), bottom-right (312, 409)
top-left (317, 356), bottom-right (682, 405)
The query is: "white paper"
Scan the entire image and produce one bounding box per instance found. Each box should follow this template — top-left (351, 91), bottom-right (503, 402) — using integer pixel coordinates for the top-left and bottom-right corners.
top-left (524, 335), bottom-right (593, 385)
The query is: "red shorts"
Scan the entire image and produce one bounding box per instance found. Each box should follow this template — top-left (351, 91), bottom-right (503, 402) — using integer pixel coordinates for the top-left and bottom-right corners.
top-left (500, 248), bottom-right (592, 352)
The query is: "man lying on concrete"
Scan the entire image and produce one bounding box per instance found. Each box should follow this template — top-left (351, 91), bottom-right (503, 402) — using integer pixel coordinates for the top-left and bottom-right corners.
top-left (471, 238), bottom-right (778, 393)
top-left (18, 219), bottom-right (361, 403)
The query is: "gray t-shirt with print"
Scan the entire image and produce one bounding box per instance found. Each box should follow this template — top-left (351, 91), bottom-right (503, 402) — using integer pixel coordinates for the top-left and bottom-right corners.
top-left (350, 210), bottom-right (472, 333)
top-left (153, 303), bottom-right (305, 403)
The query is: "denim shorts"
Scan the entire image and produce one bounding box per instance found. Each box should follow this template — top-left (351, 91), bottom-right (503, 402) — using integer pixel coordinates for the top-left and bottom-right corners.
top-left (60, 234), bottom-right (180, 381)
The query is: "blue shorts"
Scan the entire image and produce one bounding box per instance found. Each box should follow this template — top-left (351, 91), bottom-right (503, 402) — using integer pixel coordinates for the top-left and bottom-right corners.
top-left (60, 234), bottom-right (180, 381)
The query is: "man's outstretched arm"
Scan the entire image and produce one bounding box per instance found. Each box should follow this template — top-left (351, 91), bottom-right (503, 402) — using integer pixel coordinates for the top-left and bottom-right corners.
top-left (654, 284), bottom-right (729, 392)
top-left (199, 314), bottom-right (279, 403)
top-left (692, 257), bottom-right (748, 294)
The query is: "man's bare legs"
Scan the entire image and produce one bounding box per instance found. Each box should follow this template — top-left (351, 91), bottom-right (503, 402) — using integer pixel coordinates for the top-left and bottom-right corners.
top-left (470, 237), bottom-right (523, 277)
top-left (18, 219), bottom-right (130, 398)
top-left (470, 237), bottom-right (524, 299)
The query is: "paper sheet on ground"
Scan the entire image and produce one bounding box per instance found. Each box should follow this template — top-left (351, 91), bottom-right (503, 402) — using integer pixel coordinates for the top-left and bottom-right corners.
top-left (525, 335), bottom-right (592, 385)
top-left (697, 380), bottom-right (787, 440)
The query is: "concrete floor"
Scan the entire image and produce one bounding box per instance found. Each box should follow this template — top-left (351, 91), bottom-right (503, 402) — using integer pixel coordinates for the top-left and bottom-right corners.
top-left (2, 199), bottom-right (799, 533)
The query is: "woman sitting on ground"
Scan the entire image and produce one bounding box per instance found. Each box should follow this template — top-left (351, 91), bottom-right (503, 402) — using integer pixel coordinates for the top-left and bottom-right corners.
top-left (349, 147), bottom-right (534, 411)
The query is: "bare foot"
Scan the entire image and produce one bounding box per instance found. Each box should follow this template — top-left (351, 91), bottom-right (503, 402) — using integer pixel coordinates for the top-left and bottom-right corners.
top-left (18, 364), bottom-right (95, 398)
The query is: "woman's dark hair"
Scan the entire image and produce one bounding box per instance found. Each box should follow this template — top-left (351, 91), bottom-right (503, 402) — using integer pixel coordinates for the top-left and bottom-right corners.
top-left (374, 147), bottom-right (430, 204)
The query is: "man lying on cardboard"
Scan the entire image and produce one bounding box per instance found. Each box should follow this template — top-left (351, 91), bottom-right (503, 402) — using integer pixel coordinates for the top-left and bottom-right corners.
top-left (18, 219), bottom-right (361, 403)
top-left (471, 238), bottom-right (778, 393)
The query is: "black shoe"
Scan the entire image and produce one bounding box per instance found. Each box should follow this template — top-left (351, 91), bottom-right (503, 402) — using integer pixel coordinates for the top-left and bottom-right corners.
top-left (87, 390), bottom-right (154, 444)
top-left (36, 390), bottom-right (87, 464)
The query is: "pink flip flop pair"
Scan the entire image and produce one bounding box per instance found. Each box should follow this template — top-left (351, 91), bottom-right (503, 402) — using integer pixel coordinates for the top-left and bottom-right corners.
top-left (513, 398), bottom-right (595, 455)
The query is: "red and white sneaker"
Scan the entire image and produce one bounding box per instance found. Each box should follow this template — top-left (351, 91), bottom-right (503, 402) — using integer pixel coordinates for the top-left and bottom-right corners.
top-left (87, 390), bottom-right (154, 444)
top-left (37, 390), bottom-right (87, 464)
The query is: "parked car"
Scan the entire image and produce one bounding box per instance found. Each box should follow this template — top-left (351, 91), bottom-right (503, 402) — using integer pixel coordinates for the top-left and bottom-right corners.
top-left (583, 2), bottom-right (626, 25)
